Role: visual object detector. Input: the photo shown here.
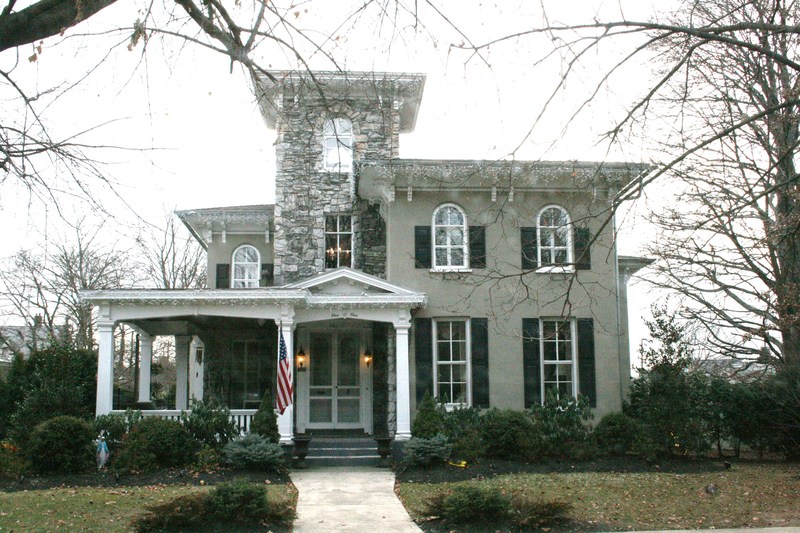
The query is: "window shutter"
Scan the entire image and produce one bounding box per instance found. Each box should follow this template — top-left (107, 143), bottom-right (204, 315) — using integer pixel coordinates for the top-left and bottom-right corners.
top-left (577, 318), bottom-right (597, 407)
top-left (575, 227), bottom-right (592, 270)
top-left (414, 226), bottom-right (432, 268)
top-left (520, 227), bottom-right (538, 270)
top-left (414, 317), bottom-right (433, 406)
top-left (261, 263), bottom-right (274, 286)
top-left (469, 226), bottom-right (486, 269)
top-left (216, 264), bottom-right (230, 289)
top-left (471, 317), bottom-right (489, 408)
top-left (522, 318), bottom-right (541, 407)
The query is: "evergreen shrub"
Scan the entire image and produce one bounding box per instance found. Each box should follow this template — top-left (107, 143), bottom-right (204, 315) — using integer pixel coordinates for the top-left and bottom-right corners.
top-left (250, 391), bottom-right (280, 443)
top-left (27, 415), bottom-right (94, 474)
top-left (412, 391), bottom-right (444, 438)
top-left (113, 417), bottom-right (196, 472)
top-left (403, 434), bottom-right (451, 466)
top-left (224, 433), bottom-right (287, 471)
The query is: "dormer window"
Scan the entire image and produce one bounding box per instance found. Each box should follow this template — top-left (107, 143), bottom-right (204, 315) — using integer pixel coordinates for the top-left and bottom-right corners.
top-left (325, 215), bottom-right (353, 268)
top-left (323, 118), bottom-right (353, 172)
top-left (232, 245), bottom-right (260, 288)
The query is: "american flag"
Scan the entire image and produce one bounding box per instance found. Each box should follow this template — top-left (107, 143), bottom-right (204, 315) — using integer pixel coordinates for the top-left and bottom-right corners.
top-left (276, 328), bottom-right (293, 414)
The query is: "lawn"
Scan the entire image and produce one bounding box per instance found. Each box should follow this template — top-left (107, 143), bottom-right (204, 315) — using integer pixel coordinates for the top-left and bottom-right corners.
top-left (397, 461), bottom-right (800, 531)
top-left (0, 482), bottom-right (296, 532)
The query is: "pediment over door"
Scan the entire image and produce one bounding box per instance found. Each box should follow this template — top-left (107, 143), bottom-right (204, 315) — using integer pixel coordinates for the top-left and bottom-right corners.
top-left (285, 267), bottom-right (425, 304)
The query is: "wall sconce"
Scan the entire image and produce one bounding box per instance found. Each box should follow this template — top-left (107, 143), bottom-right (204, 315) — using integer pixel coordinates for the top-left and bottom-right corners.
top-left (364, 350), bottom-right (373, 368)
top-left (297, 347), bottom-right (307, 372)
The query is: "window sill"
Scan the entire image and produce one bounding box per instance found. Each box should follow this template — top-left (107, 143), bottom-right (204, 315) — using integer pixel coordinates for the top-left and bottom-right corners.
top-left (430, 268), bottom-right (472, 274)
top-left (535, 266), bottom-right (575, 274)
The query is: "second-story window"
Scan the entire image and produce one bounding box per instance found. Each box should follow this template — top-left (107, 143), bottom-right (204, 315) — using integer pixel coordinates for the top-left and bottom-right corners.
top-left (232, 245), bottom-right (260, 288)
top-left (325, 215), bottom-right (353, 268)
top-left (323, 118), bottom-right (353, 172)
top-left (432, 203), bottom-right (468, 270)
top-left (537, 205), bottom-right (572, 269)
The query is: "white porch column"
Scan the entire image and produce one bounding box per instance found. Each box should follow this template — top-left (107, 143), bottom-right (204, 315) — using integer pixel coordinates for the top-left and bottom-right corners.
top-left (96, 321), bottom-right (115, 416)
top-left (137, 333), bottom-right (153, 404)
top-left (277, 318), bottom-right (295, 443)
top-left (394, 316), bottom-right (412, 440)
top-left (189, 336), bottom-right (205, 402)
top-left (175, 336), bottom-right (191, 410)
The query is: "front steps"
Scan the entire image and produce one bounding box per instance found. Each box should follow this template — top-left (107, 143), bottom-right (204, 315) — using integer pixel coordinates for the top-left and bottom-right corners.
top-left (301, 436), bottom-right (384, 467)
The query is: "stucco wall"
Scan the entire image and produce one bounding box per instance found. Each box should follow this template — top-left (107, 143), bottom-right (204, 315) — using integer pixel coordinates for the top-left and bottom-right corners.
top-left (207, 234), bottom-right (274, 289)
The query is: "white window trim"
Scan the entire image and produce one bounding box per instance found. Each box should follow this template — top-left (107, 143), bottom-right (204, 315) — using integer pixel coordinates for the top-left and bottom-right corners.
top-left (432, 318), bottom-right (472, 408)
top-left (431, 203), bottom-right (469, 272)
top-left (324, 214), bottom-right (354, 269)
top-left (536, 205), bottom-right (574, 272)
top-left (322, 118), bottom-right (353, 172)
top-left (231, 244), bottom-right (261, 289)
top-left (539, 318), bottom-right (578, 404)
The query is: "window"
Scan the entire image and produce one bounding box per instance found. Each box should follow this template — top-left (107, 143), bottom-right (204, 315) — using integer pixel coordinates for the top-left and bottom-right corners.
top-left (434, 319), bottom-right (470, 406)
top-left (325, 215), bottom-right (353, 268)
top-left (537, 205), bottom-right (572, 269)
top-left (323, 118), bottom-right (353, 172)
top-left (232, 245), bottom-right (260, 288)
top-left (432, 204), bottom-right (468, 270)
top-left (228, 340), bottom-right (274, 409)
top-left (540, 319), bottom-right (577, 402)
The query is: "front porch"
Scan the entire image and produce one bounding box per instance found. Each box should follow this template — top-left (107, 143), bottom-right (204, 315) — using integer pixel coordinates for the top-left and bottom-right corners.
top-left (82, 268), bottom-right (426, 442)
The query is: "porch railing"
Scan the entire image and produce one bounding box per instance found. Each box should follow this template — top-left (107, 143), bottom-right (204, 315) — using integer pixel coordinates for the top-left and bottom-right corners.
top-left (110, 409), bottom-right (258, 435)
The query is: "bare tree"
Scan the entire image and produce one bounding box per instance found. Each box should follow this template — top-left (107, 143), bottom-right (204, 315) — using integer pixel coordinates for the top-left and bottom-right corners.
top-left (137, 212), bottom-right (206, 289)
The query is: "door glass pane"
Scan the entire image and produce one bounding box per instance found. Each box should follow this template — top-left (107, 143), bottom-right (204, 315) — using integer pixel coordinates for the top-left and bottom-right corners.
top-left (337, 399), bottom-right (360, 423)
top-left (310, 399), bottom-right (332, 423)
top-left (337, 333), bottom-right (360, 387)
top-left (310, 334), bottom-right (332, 386)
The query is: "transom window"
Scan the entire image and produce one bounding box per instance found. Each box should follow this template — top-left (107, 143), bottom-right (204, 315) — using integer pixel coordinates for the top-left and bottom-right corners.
top-left (232, 245), bottom-right (260, 288)
top-left (432, 204), bottom-right (468, 270)
top-left (541, 319), bottom-right (576, 402)
top-left (537, 206), bottom-right (572, 268)
top-left (434, 319), bottom-right (470, 406)
top-left (325, 215), bottom-right (353, 268)
top-left (323, 118), bottom-right (353, 172)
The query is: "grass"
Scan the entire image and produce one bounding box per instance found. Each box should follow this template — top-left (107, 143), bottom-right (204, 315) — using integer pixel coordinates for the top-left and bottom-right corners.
top-left (398, 461), bottom-right (800, 531)
top-left (0, 482), bottom-right (296, 532)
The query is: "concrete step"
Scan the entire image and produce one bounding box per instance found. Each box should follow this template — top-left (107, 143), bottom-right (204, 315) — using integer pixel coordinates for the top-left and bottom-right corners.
top-left (299, 437), bottom-right (384, 467)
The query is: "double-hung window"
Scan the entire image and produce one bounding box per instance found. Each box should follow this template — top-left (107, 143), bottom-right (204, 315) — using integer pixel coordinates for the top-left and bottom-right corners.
top-left (540, 319), bottom-right (577, 401)
top-left (537, 206), bottom-right (573, 270)
top-left (432, 204), bottom-right (468, 270)
top-left (325, 215), bottom-right (353, 268)
top-left (232, 245), bottom-right (260, 288)
top-left (322, 118), bottom-right (353, 172)
top-left (434, 319), bottom-right (470, 406)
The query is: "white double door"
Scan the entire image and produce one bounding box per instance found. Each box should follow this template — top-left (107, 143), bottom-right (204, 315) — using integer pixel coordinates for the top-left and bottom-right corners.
top-left (305, 330), bottom-right (369, 430)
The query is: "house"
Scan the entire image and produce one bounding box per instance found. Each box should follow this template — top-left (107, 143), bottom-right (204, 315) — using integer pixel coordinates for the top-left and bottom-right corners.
top-left (82, 71), bottom-right (649, 442)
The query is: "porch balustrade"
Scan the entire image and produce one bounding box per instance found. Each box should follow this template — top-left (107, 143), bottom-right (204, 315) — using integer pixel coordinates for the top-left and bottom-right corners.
top-left (110, 409), bottom-right (258, 435)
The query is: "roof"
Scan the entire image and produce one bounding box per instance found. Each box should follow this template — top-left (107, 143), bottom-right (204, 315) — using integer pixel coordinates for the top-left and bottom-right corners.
top-left (177, 205), bottom-right (274, 250)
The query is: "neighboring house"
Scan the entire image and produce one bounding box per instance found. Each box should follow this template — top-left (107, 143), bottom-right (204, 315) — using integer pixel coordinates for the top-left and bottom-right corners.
top-left (0, 321), bottom-right (54, 366)
top-left (83, 71), bottom-right (650, 442)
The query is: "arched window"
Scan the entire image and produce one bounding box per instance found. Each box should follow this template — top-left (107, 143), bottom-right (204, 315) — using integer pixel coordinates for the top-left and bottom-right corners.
top-left (232, 245), bottom-right (260, 288)
top-left (323, 118), bottom-right (353, 172)
top-left (432, 203), bottom-right (468, 270)
top-left (537, 205), bottom-right (572, 268)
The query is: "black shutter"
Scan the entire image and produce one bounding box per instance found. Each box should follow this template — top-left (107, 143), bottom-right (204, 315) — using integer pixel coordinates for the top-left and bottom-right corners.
top-left (522, 318), bottom-right (541, 408)
top-left (261, 263), bottom-right (274, 286)
top-left (414, 317), bottom-right (433, 405)
top-left (575, 227), bottom-right (592, 270)
top-left (414, 226), bottom-right (432, 268)
top-left (471, 318), bottom-right (490, 408)
top-left (469, 226), bottom-right (486, 269)
top-left (216, 264), bottom-right (230, 289)
top-left (520, 227), bottom-right (537, 270)
top-left (577, 318), bottom-right (597, 407)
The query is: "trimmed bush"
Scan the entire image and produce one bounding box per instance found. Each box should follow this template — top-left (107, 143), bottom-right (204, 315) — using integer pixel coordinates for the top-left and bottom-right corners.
top-left (133, 492), bottom-right (209, 532)
top-left (412, 391), bottom-right (444, 438)
top-left (207, 480), bottom-right (268, 522)
top-left (224, 433), bottom-right (287, 471)
top-left (594, 412), bottom-right (639, 456)
top-left (441, 406), bottom-right (485, 461)
top-left (94, 409), bottom-right (142, 447)
top-left (27, 416), bottom-right (95, 474)
top-left (531, 393), bottom-right (593, 457)
top-left (181, 398), bottom-right (238, 451)
top-left (510, 493), bottom-right (572, 528)
top-left (427, 484), bottom-right (511, 523)
top-left (403, 434), bottom-right (452, 467)
top-left (0, 441), bottom-right (27, 478)
top-left (250, 391), bottom-right (280, 444)
top-left (113, 417), bottom-right (196, 472)
top-left (480, 408), bottom-right (541, 460)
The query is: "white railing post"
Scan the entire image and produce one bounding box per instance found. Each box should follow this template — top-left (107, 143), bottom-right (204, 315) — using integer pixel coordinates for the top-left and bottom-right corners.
top-left (394, 313), bottom-right (412, 441)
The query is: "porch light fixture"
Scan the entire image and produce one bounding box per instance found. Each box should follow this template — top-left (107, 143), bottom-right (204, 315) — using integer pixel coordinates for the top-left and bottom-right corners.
top-left (297, 347), bottom-right (306, 371)
top-left (364, 350), bottom-right (373, 368)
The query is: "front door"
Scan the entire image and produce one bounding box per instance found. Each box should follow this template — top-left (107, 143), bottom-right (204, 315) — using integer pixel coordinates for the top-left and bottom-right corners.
top-left (307, 331), bottom-right (362, 429)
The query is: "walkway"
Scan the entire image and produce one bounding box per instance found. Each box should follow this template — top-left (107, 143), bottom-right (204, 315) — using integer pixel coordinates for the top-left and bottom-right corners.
top-left (290, 466), bottom-right (421, 532)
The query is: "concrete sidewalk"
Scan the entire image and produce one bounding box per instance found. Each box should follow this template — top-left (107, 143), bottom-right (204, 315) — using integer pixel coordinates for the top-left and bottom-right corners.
top-left (290, 466), bottom-right (421, 532)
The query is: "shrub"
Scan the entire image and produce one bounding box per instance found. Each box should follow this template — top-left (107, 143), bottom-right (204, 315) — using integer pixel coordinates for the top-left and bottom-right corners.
top-left (480, 408), bottom-right (541, 460)
top-left (510, 493), bottom-right (572, 528)
top-left (593, 412), bottom-right (639, 455)
top-left (113, 417), bottom-right (196, 472)
top-left (133, 491), bottom-right (209, 532)
top-left (403, 434), bottom-right (451, 467)
top-left (441, 406), bottom-right (485, 461)
top-left (0, 441), bottom-right (28, 478)
top-left (207, 480), bottom-right (268, 522)
top-left (412, 391), bottom-right (444, 438)
top-left (195, 445), bottom-right (223, 471)
top-left (94, 409), bottom-right (142, 447)
top-left (27, 416), bottom-right (95, 474)
top-left (531, 392), bottom-right (593, 456)
top-left (181, 398), bottom-right (238, 451)
top-left (426, 484), bottom-right (511, 524)
top-left (250, 391), bottom-right (280, 444)
top-left (224, 433), bottom-right (287, 471)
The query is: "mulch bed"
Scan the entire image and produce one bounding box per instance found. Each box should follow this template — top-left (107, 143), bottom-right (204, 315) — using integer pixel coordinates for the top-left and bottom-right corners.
top-left (395, 455), bottom-right (728, 484)
top-left (0, 467), bottom-right (289, 492)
